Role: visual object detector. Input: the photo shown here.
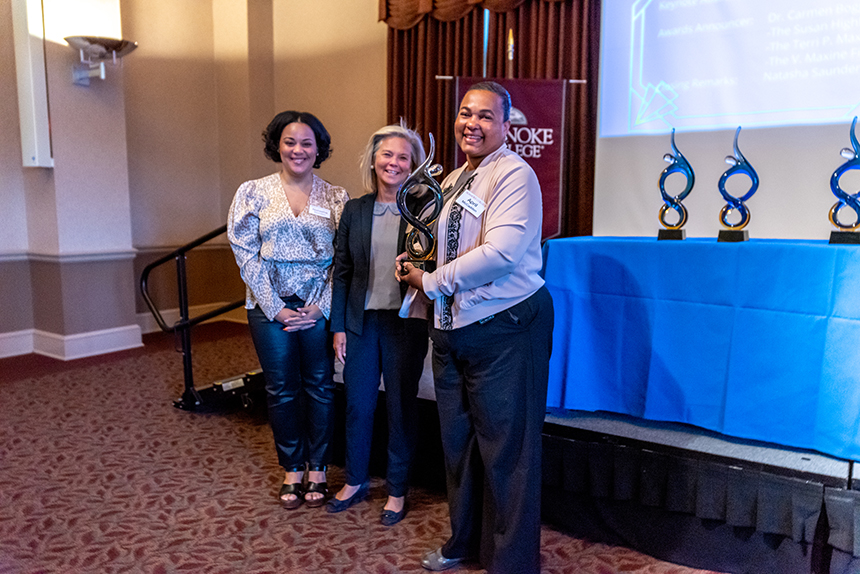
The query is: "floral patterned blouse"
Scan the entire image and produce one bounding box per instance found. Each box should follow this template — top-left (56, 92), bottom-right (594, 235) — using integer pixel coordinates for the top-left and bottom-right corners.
top-left (228, 172), bottom-right (349, 321)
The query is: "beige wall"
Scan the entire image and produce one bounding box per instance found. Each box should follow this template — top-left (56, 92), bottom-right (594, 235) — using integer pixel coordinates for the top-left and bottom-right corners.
top-left (42, 38), bottom-right (134, 256)
top-left (122, 0), bottom-right (223, 247)
top-left (0, 0), bottom-right (34, 340)
top-left (1, 0), bottom-right (388, 357)
top-left (122, 0), bottom-right (388, 250)
top-left (0, 261), bottom-right (33, 333)
top-left (2, 0), bottom-right (137, 356)
top-left (273, 0), bottom-right (388, 196)
top-left (31, 258), bottom-right (138, 335)
top-left (0, 0), bottom-right (29, 257)
top-left (0, 0), bottom-right (35, 342)
top-left (121, 0), bottom-right (387, 325)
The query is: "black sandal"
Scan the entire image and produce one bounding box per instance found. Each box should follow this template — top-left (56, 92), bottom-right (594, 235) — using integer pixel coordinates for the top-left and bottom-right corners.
top-left (279, 482), bottom-right (304, 510)
top-left (304, 465), bottom-right (328, 508)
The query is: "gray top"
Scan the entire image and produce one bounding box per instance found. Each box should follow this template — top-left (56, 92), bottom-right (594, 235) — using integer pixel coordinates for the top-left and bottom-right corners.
top-left (365, 201), bottom-right (402, 310)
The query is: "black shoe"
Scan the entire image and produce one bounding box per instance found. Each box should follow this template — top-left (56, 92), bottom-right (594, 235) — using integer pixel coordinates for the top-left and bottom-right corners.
top-left (304, 465), bottom-right (328, 508)
top-left (278, 482), bottom-right (304, 510)
top-left (380, 502), bottom-right (407, 526)
top-left (325, 482), bottom-right (370, 513)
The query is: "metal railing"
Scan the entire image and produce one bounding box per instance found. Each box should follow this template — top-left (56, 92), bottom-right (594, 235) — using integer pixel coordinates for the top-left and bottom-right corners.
top-left (139, 224), bottom-right (244, 409)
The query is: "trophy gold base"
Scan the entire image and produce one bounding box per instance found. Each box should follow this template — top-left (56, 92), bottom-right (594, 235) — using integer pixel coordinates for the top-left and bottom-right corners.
top-left (658, 229), bottom-right (686, 240)
top-left (829, 231), bottom-right (860, 245)
top-left (400, 259), bottom-right (436, 274)
top-left (718, 229), bottom-right (748, 243)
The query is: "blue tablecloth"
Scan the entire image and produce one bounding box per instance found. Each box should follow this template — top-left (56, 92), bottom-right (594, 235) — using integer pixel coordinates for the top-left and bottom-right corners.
top-left (542, 236), bottom-right (860, 461)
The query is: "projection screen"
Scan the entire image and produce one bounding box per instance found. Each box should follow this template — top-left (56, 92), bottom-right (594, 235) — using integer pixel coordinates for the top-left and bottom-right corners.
top-left (593, 0), bottom-right (860, 239)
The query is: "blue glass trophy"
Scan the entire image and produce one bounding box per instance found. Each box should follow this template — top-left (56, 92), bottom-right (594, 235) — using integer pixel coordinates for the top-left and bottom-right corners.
top-left (828, 117), bottom-right (860, 245)
top-left (396, 133), bottom-right (444, 272)
top-left (717, 127), bottom-right (759, 242)
top-left (658, 128), bottom-right (694, 240)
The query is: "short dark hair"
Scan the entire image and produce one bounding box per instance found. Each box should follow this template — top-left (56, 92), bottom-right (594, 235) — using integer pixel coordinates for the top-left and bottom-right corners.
top-left (262, 111), bottom-right (332, 168)
top-left (467, 81), bottom-right (512, 122)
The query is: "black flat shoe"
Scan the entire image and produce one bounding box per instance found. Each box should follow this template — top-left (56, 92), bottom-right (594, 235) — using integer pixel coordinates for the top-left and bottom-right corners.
top-left (279, 482), bottom-right (304, 510)
top-left (380, 502), bottom-right (407, 526)
top-left (325, 482), bottom-right (370, 513)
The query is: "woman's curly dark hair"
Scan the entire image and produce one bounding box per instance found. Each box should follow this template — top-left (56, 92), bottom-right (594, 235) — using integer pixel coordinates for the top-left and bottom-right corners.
top-left (262, 111), bottom-right (332, 168)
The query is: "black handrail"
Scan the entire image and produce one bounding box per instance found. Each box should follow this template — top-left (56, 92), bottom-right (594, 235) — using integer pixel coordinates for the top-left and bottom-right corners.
top-left (139, 224), bottom-right (244, 409)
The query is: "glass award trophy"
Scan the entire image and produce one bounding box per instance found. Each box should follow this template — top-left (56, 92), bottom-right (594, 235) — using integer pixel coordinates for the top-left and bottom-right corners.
top-left (717, 127), bottom-right (758, 242)
top-left (396, 133), bottom-right (444, 272)
top-left (658, 128), bottom-right (694, 240)
top-left (828, 116), bottom-right (860, 245)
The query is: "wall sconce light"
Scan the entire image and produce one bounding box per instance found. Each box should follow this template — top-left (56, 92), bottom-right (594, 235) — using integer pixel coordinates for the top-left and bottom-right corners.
top-left (64, 36), bottom-right (137, 86)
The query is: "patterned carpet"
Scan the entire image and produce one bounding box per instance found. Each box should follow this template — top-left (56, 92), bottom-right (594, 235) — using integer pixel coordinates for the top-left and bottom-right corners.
top-left (0, 322), bottom-right (725, 574)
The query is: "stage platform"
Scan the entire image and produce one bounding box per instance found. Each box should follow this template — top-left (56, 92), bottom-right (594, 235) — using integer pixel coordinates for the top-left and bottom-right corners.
top-left (545, 407), bottom-right (852, 486)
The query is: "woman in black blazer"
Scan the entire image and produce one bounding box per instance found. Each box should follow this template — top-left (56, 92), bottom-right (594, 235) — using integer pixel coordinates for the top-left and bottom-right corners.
top-left (327, 123), bottom-right (429, 525)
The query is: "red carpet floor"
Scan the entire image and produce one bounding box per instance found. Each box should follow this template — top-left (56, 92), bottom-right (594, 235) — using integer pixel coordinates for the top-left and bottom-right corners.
top-left (0, 322), bottom-right (725, 574)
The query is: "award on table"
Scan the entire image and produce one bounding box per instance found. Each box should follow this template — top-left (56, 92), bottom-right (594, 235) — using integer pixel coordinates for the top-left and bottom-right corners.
top-left (717, 127), bottom-right (758, 242)
top-left (396, 133), bottom-right (444, 272)
top-left (658, 128), bottom-right (694, 240)
top-left (828, 116), bottom-right (860, 245)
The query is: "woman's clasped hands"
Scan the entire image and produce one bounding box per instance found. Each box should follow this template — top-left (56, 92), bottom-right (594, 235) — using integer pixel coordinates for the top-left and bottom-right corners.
top-left (275, 305), bottom-right (322, 332)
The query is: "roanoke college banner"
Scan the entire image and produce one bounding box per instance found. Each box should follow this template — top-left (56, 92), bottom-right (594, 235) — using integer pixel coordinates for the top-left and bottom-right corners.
top-left (456, 77), bottom-right (567, 240)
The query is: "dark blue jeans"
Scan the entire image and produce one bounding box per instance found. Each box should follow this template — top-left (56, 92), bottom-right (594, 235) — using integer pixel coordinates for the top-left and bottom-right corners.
top-left (247, 296), bottom-right (334, 472)
top-left (343, 311), bottom-right (428, 497)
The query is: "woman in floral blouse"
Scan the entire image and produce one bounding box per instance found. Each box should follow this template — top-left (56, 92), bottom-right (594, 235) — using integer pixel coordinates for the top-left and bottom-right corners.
top-left (228, 111), bottom-right (349, 510)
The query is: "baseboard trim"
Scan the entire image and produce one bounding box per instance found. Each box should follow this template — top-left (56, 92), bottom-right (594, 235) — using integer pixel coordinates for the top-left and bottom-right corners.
top-left (2, 307), bottom-right (247, 360)
top-left (32, 325), bottom-right (143, 361)
top-left (137, 303), bottom-right (247, 334)
top-left (0, 329), bottom-right (35, 359)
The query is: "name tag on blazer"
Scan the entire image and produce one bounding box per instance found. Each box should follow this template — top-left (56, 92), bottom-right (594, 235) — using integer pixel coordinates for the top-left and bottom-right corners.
top-left (455, 190), bottom-right (486, 217)
top-left (309, 205), bottom-right (331, 219)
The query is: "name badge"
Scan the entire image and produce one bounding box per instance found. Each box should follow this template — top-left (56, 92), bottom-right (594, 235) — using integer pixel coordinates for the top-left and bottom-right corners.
top-left (455, 190), bottom-right (485, 217)
top-left (309, 205), bottom-right (331, 219)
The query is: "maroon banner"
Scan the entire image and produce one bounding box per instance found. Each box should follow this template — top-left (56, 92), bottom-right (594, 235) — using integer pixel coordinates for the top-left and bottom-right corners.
top-left (456, 77), bottom-right (566, 240)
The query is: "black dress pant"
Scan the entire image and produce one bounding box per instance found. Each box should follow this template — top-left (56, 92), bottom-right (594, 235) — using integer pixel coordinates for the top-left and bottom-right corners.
top-left (247, 296), bottom-right (334, 472)
top-left (430, 286), bottom-right (553, 574)
top-left (343, 310), bottom-right (428, 496)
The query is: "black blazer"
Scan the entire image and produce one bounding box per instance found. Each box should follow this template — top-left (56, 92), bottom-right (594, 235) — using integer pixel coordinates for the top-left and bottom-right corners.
top-left (331, 192), bottom-right (408, 335)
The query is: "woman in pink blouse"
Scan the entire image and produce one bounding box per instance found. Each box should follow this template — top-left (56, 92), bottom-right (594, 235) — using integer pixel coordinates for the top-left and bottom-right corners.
top-left (228, 111), bottom-right (349, 510)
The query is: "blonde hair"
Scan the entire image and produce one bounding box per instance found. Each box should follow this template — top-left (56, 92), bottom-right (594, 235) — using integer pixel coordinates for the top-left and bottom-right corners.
top-left (359, 121), bottom-right (427, 195)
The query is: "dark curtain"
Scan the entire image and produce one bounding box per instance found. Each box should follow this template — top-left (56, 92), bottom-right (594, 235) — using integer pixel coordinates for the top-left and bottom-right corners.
top-left (386, 10), bottom-right (485, 179)
top-left (382, 0), bottom-right (600, 237)
top-left (486, 0), bottom-right (599, 236)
